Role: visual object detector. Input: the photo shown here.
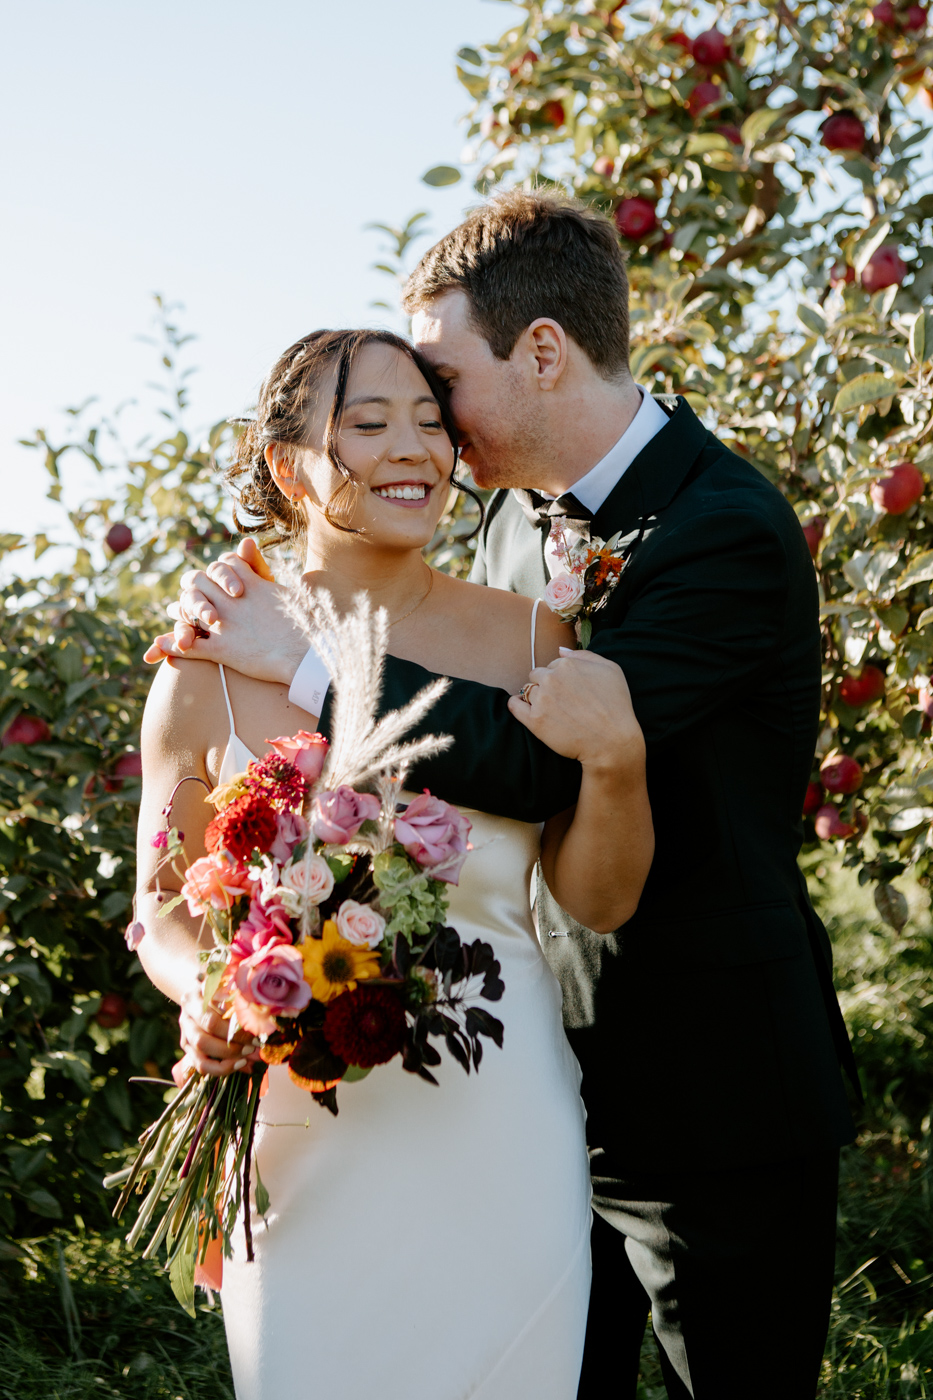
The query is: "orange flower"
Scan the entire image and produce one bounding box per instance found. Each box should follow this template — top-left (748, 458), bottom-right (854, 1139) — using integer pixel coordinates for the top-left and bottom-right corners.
top-left (301, 920), bottom-right (380, 1003)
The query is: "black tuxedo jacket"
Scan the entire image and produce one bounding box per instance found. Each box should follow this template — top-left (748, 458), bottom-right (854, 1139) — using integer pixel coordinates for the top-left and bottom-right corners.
top-left (326, 397), bottom-right (857, 1171)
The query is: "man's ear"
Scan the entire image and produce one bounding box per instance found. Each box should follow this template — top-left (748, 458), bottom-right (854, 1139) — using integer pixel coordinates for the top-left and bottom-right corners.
top-left (521, 319), bottom-right (568, 393)
top-left (264, 444), bottom-right (307, 501)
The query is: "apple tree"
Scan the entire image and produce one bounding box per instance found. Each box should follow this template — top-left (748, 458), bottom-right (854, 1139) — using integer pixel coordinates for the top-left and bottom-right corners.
top-left (0, 303), bottom-right (235, 1237)
top-left (439, 0), bottom-right (933, 929)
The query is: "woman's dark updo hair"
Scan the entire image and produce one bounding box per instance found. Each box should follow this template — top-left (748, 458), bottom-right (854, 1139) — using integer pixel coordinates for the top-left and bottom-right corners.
top-left (225, 327), bottom-right (480, 542)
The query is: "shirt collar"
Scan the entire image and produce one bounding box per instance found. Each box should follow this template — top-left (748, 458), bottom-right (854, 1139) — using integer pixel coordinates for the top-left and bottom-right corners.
top-left (566, 387), bottom-right (670, 516)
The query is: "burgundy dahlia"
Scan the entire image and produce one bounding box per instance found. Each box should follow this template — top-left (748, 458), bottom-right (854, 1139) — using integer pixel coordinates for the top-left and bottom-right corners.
top-left (247, 753), bottom-right (309, 811)
top-left (205, 793), bottom-right (278, 859)
top-left (322, 987), bottom-right (407, 1068)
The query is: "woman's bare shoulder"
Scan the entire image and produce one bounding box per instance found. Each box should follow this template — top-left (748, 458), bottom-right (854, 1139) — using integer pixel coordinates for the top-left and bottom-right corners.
top-left (433, 572), bottom-right (532, 620)
top-left (142, 657), bottom-right (225, 758)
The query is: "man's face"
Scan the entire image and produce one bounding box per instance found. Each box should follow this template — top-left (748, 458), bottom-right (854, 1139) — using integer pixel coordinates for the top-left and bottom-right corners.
top-left (411, 289), bottom-right (547, 491)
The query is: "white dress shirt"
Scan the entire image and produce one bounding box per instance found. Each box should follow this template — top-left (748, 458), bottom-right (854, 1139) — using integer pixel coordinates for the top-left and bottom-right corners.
top-left (289, 388), bottom-right (671, 715)
top-left (543, 387), bottom-right (669, 576)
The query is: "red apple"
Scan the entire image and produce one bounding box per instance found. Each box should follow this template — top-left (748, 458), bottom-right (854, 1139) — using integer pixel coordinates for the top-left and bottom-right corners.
top-left (803, 781), bottom-right (824, 816)
top-left (802, 516), bottom-right (825, 558)
top-left (872, 0), bottom-right (898, 21)
top-left (593, 155), bottom-right (616, 177)
top-left (541, 100), bottom-right (566, 127)
top-left (509, 49), bottom-right (538, 76)
top-left (692, 28), bottom-right (730, 68)
top-left (820, 753), bottom-right (863, 794)
top-left (904, 4), bottom-right (927, 28)
top-left (104, 750), bottom-right (143, 793)
top-left (870, 462), bottom-right (924, 514)
top-left (820, 111), bottom-right (866, 153)
top-left (687, 80), bottom-right (722, 118)
top-left (1, 714), bottom-right (51, 748)
top-left (668, 30), bottom-right (693, 54)
top-left (614, 197), bottom-right (657, 239)
top-left (814, 805), bottom-right (857, 840)
top-left (838, 665), bottom-right (886, 708)
top-left (717, 123), bottom-right (744, 145)
top-left (105, 522), bottom-right (133, 554)
top-left (862, 244), bottom-right (907, 293)
top-left (95, 993), bottom-right (128, 1029)
top-left (830, 260), bottom-right (855, 287)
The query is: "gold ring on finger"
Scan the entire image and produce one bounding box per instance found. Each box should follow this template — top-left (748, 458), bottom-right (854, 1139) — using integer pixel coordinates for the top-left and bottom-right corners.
top-left (519, 682), bottom-right (539, 704)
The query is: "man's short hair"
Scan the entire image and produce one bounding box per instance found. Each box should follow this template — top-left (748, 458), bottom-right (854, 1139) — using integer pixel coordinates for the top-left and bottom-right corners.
top-left (403, 188), bottom-right (630, 379)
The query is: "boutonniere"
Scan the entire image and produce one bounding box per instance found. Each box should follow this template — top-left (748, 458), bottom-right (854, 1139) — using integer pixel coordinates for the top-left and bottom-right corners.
top-left (543, 518), bottom-right (649, 647)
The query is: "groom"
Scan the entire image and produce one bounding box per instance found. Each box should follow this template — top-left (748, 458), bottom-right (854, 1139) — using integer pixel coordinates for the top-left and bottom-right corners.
top-left (151, 190), bottom-right (857, 1398)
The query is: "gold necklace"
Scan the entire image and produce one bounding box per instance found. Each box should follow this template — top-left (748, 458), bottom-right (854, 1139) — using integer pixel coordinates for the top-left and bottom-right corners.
top-left (388, 568), bottom-right (434, 628)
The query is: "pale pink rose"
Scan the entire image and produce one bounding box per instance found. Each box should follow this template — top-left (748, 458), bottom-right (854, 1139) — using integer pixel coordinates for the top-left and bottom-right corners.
top-left (232, 942), bottom-right (311, 1036)
top-left (265, 730), bottom-right (329, 782)
top-left (394, 791), bottom-right (472, 885)
top-left (279, 853), bottom-right (334, 905)
top-left (181, 854), bottom-right (255, 917)
top-left (270, 809), bottom-right (309, 863)
top-left (311, 786), bottom-right (381, 844)
top-left (336, 899), bottom-right (386, 949)
top-left (544, 571), bottom-right (585, 618)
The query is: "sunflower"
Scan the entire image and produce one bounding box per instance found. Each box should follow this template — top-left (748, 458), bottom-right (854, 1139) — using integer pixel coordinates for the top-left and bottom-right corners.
top-left (301, 920), bottom-right (380, 1003)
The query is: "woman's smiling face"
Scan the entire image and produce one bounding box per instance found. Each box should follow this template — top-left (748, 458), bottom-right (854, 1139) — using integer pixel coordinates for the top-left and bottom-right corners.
top-left (279, 341), bottom-right (456, 553)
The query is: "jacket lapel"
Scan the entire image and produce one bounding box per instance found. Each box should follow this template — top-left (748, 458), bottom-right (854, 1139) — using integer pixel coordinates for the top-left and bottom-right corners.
top-left (590, 396), bottom-right (710, 543)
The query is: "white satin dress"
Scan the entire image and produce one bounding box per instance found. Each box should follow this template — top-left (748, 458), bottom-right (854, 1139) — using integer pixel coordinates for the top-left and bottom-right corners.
top-left (215, 608), bottom-right (592, 1399)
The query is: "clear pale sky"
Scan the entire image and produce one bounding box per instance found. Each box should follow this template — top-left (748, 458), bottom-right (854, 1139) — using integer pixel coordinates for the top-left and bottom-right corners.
top-left (2, 0), bottom-right (518, 538)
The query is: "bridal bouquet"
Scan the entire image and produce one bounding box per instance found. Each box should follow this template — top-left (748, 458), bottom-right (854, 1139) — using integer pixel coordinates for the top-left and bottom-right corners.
top-left (107, 595), bottom-right (504, 1313)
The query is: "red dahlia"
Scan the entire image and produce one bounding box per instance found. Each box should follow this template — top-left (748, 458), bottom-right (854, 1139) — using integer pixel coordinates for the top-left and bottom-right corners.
top-left (205, 793), bottom-right (278, 859)
top-left (322, 987), bottom-right (407, 1068)
top-left (247, 753), bottom-right (309, 810)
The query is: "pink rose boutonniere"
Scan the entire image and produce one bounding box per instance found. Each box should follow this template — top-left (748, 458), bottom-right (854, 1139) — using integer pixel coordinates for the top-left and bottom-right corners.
top-left (544, 521), bottom-right (630, 647)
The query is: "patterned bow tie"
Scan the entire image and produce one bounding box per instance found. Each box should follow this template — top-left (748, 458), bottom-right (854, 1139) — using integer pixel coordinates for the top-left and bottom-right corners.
top-left (515, 489), bottom-right (593, 541)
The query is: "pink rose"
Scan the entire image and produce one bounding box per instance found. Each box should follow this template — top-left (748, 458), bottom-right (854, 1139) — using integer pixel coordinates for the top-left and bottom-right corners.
top-left (544, 572), bottom-right (585, 618)
top-left (230, 898), bottom-right (293, 963)
top-left (394, 792), bottom-right (472, 885)
top-left (150, 830), bottom-right (168, 849)
top-left (336, 899), bottom-right (386, 949)
top-left (266, 730), bottom-right (329, 783)
top-left (181, 854), bottom-right (255, 917)
top-left (270, 809), bottom-right (309, 863)
top-left (311, 786), bottom-right (381, 844)
top-left (278, 853), bottom-right (334, 907)
top-left (232, 942), bottom-right (311, 1036)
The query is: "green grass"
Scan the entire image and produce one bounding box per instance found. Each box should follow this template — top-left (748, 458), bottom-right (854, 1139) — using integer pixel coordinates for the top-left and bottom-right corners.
top-left (0, 1233), bottom-right (233, 1400)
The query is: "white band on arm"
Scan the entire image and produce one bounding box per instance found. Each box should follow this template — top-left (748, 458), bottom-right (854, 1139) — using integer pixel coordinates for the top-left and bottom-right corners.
top-left (288, 645), bottom-right (332, 718)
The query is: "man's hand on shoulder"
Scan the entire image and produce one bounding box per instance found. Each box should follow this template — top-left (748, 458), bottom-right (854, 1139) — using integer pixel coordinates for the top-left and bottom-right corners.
top-left (143, 538), bottom-right (308, 686)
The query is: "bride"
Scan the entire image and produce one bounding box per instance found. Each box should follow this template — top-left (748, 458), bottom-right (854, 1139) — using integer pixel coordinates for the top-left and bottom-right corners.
top-left (135, 328), bottom-right (653, 1399)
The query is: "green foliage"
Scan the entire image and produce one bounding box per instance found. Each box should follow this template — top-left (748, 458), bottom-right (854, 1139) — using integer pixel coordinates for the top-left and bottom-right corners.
top-left (450, 0), bottom-right (933, 916)
top-left (0, 1232), bottom-right (232, 1399)
top-left (0, 302), bottom-right (236, 1242)
top-left (372, 849), bottom-right (449, 938)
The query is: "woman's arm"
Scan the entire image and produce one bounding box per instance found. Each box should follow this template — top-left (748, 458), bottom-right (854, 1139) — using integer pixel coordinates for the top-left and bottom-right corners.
top-left (508, 649), bottom-right (653, 934)
top-left (136, 659), bottom-right (254, 1075)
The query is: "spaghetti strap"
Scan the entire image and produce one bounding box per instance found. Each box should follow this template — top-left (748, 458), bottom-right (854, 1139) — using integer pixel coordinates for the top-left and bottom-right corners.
top-left (218, 664), bottom-right (236, 739)
top-left (530, 598), bottom-right (541, 671)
